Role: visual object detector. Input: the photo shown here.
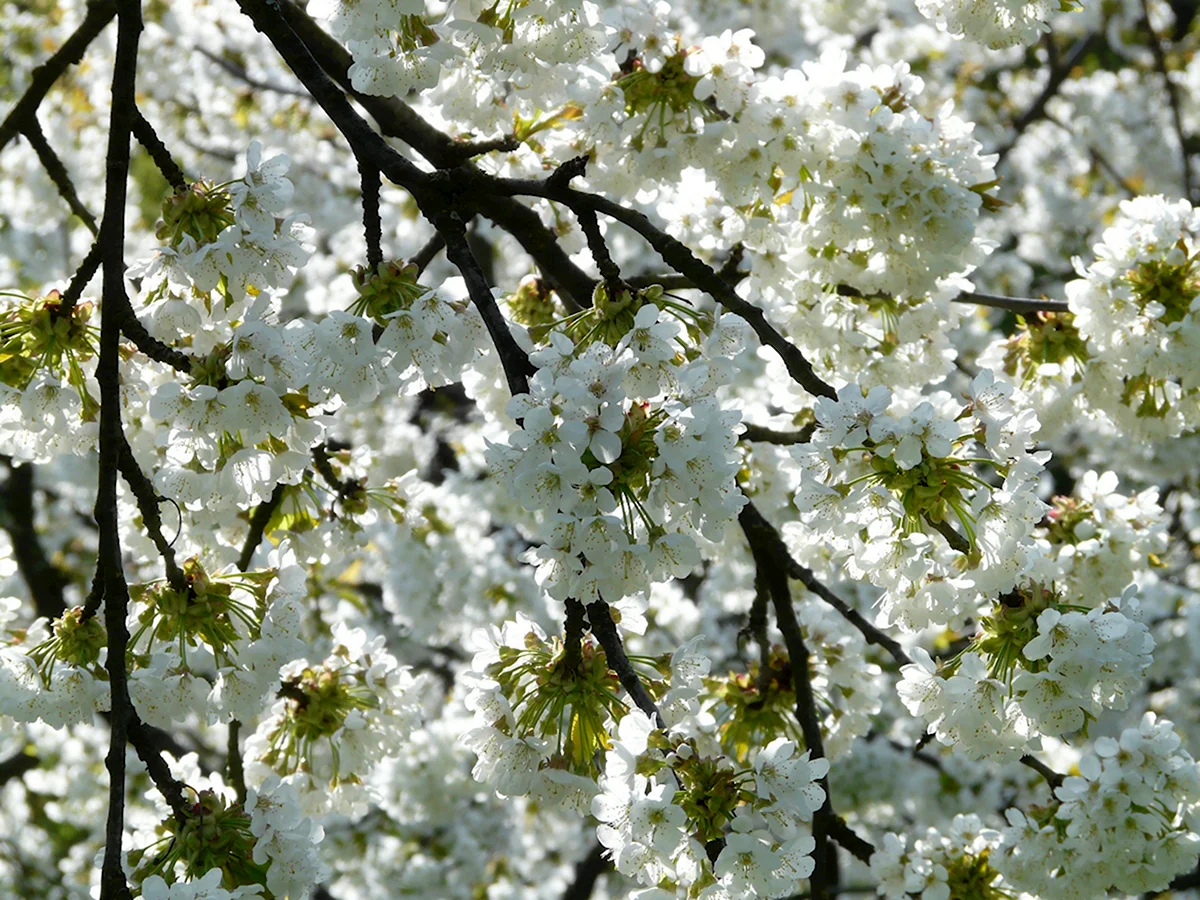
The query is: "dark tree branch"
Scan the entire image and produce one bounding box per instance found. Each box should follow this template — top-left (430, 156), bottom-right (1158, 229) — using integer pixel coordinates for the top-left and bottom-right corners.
top-left (96, 2), bottom-right (145, 896)
top-left (435, 211), bottom-right (534, 396)
top-left (270, 0), bottom-right (630, 311)
top-left (235, 0), bottom-right (429, 193)
top-left (60, 237), bottom-right (103, 314)
top-left (238, 482), bottom-right (286, 572)
top-left (562, 597), bottom-right (588, 675)
top-left (473, 195), bottom-right (592, 312)
top-left (227, 719), bottom-right (247, 806)
top-left (132, 108), bottom-right (187, 190)
top-left (117, 436), bottom-right (186, 593)
top-left (930, 518), bottom-right (971, 555)
top-left (359, 159), bottom-right (383, 269)
top-left (993, 33), bottom-right (1097, 165)
top-left (577, 206), bottom-right (625, 300)
top-left (585, 599), bottom-right (664, 727)
top-left (226, 482), bottom-right (287, 807)
top-left (952, 291), bottom-right (1070, 314)
top-left (21, 117), bottom-right (99, 233)
top-left (0, 747), bottom-right (39, 786)
top-left (738, 498), bottom-right (911, 668)
top-left (1020, 753), bottom-right (1064, 790)
top-left (117, 298), bottom-right (197, 373)
top-left (474, 159), bottom-right (837, 400)
top-left (0, 461), bottom-right (69, 620)
top-left (409, 233), bottom-right (445, 275)
top-left (740, 423), bottom-right (816, 446)
top-left (446, 133), bottom-right (521, 161)
top-left (0, 0), bottom-right (117, 153)
top-left (561, 841), bottom-right (611, 900)
top-left (740, 506), bottom-right (863, 898)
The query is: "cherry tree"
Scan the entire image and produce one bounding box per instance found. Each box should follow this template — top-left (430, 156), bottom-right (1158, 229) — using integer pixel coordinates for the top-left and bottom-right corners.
top-left (1, 0), bottom-right (1200, 898)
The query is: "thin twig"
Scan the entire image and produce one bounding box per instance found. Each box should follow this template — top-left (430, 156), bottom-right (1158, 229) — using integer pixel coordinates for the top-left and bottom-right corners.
top-left (740, 423), bottom-right (816, 446)
top-left (585, 599), bottom-right (664, 727)
top-left (117, 299), bottom-right (196, 373)
top-left (132, 108), bottom-right (187, 190)
top-left (21, 118), bottom-right (99, 233)
top-left (227, 719), bottom-right (247, 806)
top-left (117, 436), bottom-right (186, 592)
top-left (1020, 754), bottom-right (1065, 790)
top-left (194, 44), bottom-right (309, 98)
top-left (1141, 0), bottom-right (1192, 200)
top-left (435, 211), bottom-right (534, 396)
top-left (562, 597), bottom-right (588, 675)
top-left (994, 33), bottom-right (1097, 165)
top-left (60, 238), bottom-right (103, 314)
top-left (739, 498), bottom-right (911, 668)
top-left (951, 291), bottom-right (1070, 314)
top-left (577, 206), bottom-right (625, 299)
top-left (409, 233), bottom-right (445, 275)
top-left (0, 0), bottom-right (117, 153)
top-left (238, 482), bottom-right (286, 572)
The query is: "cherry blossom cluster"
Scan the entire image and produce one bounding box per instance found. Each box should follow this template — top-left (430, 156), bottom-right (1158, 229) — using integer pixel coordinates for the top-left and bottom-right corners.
top-left (0, 289), bottom-right (99, 461)
top-left (591, 651), bottom-right (828, 900)
top-left (461, 612), bottom-right (638, 812)
top-left (129, 776), bottom-right (328, 899)
top-left (244, 622), bottom-right (427, 815)
top-left (995, 714), bottom-right (1200, 896)
top-left (486, 291), bottom-right (747, 615)
top-left (5, 0), bottom-right (1200, 898)
top-left (786, 371), bottom-right (1046, 632)
top-left (900, 583), bottom-right (1155, 760)
top-left (869, 814), bottom-right (1007, 900)
top-left (915, 0), bottom-right (1078, 49)
top-left (1067, 195), bottom-right (1200, 439)
top-left (1037, 469), bottom-right (1168, 601)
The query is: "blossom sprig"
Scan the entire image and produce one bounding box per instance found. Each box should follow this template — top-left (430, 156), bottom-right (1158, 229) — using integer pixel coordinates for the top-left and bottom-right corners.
top-left (462, 613), bottom-right (666, 809)
top-left (137, 142), bottom-right (309, 315)
top-left (994, 714), bottom-right (1200, 897)
top-left (546, 281), bottom-right (710, 358)
top-left (870, 814), bottom-right (1013, 900)
top-left (155, 180), bottom-right (237, 250)
top-left (130, 777), bottom-right (328, 900)
top-left (25, 604), bottom-right (107, 682)
top-left (1067, 195), bottom-right (1200, 438)
top-left (130, 788), bottom-right (268, 892)
top-left (899, 583), bottom-right (1154, 759)
top-left (788, 373), bottom-right (1047, 633)
top-left (346, 260), bottom-right (485, 393)
top-left (1037, 469), bottom-right (1168, 601)
top-left (614, 46), bottom-right (724, 151)
top-left (0, 289), bottom-right (99, 415)
top-left (998, 311), bottom-right (1090, 388)
top-left (128, 558), bottom-right (275, 670)
top-left (705, 649), bottom-right (804, 764)
top-left (0, 606), bottom-right (112, 727)
top-left (244, 624), bottom-right (425, 814)
top-left (488, 309), bottom-right (746, 610)
top-left (592, 705), bottom-right (827, 899)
